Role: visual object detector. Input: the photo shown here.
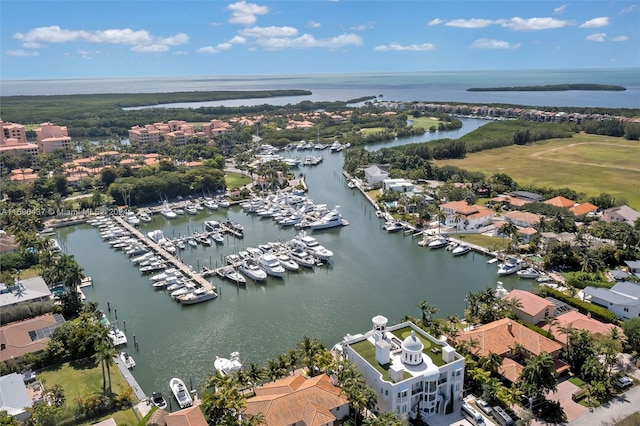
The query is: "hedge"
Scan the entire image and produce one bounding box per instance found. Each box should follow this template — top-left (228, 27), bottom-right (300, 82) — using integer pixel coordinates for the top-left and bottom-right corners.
top-left (540, 287), bottom-right (617, 323)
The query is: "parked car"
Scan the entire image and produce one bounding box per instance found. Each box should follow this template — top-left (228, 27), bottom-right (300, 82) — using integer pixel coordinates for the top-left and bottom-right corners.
top-left (476, 398), bottom-right (493, 416)
top-left (615, 376), bottom-right (633, 389)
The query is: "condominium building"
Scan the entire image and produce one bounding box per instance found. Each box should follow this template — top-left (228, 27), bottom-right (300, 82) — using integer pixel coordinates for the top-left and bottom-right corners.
top-left (36, 122), bottom-right (72, 154)
top-left (0, 120), bottom-right (38, 169)
top-left (334, 315), bottom-right (465, 421)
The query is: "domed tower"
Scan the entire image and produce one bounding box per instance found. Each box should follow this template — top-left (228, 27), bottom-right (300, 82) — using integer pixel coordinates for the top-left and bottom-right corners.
top-left (372, 315), bottom-right (388, 342)
top-left (401, 330), bottom-right (424, 366)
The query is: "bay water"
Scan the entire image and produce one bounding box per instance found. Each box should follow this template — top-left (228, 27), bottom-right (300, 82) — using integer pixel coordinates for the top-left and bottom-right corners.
top-left (55, 118), bottom-right (532, 400)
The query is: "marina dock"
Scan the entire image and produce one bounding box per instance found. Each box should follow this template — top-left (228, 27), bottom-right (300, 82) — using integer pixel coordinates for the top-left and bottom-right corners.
top-left (113, 354), bottom-right (146, 401)
top-left (112, 216), bottom-right (217, 293)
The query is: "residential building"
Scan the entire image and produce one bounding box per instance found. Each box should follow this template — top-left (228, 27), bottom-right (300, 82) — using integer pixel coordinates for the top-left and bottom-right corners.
top-left (438, 201), bottom-right (494, 231)
top-left (336, 315), bottom-right (465, 421)
top-left (489, 195), bottom-right (531, 210)
top-left (602, 205), bottom-right (640, 226)
top-left (2, 120), bottom-right (27, 144)
top-left (1, 121), bottom-right (38, 169)
top-left (457, 318), bottom-right (568, 384)
top-left (0, 373), bottom-right (32, 422)
top-left (506, 191), bottom-right (543, 203)
top-left (36, 122), bottom-right (72, 154)
top-left (543, 196), bottom-right (575, 209)
top-left (503, 289), bottom-right (556, 325)
top-left (204, 119), bottom-right (233, 138)
top-left (243, 373), bottom-right (349, 425)
top-left (128, 125), bottom-right (164, 152)
top-left (364, 165), bottom-right (389, 184)
top-left (383, 178), bottom-right (415, 193)
top-left (569, 202), bottom-right (598, 218)
top-left (0, 313), bottom-right (66, 362)
top-left (583, 281), bottom-right (640, 320)
top-left (0, 277), bottom-right (52, 309)
top-left (517, 227), bottom-right (538, 244)
top-left (503, 211), bottom-right (541, 229)
top-left (625, 260), bottom-right (640, 276)
top-left (165, 404), bottom-right (208, 426)
top-left (548, 310), bottom-right (623, 347)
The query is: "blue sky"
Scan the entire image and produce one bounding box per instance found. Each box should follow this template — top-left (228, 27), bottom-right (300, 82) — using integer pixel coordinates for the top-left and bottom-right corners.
top-left (2, 1), bottom-right (639, 80)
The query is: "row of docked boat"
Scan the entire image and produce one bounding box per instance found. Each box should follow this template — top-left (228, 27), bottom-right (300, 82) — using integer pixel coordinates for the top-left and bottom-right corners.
top-left (158, 196), bottom-right (230, 219)
top-left (241, 193), bottom-right (348, 231)
top-left (417, 235), bottom-right (471, 255)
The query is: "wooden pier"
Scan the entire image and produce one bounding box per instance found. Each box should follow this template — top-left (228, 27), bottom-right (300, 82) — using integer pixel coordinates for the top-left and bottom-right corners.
top-left (112, 216), bottom-right (217, 294)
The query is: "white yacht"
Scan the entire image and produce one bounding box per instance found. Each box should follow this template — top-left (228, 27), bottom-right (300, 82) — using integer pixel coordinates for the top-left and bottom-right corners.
top-left (125, 212), bottom-right (140, 226)
top-left (139, 213), bottom-right (152, 223)
top-left (178, 287), bottom-right (217, 305)
top-left (428, 236), bottom-right (449, 249)
top-left (170, 377), bottom-right (193, 409)
top-left (309, 206), bottom-right (348, 230)
top-left (497, 257), bottom-right (522, 275)
top-left (239, 259), bottom-right (267, 281)
top-left (289, 233), bottom-right (333, 260)
top-left (204, 200), bottom-right (219, 210)
top-left (383, 221), bottom-right (405, 232)
top-left (257, 254), bottom-right (286, 278)
top-left (517, 267), bottom-right (540, 279)
top-left (278, 254), bottom-right (300, 271)
top-left (151, 392), bottom-right (167, 409)
top-left (221, 266), bottom-right (246, 285)
top-left (288, 248), bottom-right (316, 268)
top-left (108, 327), bottom-right (127, 346)
top-left (452, 243), bottom-right (471, 256)
top-left (160, 205), bottom-right (177, 219)
top-left (214, 352), bottom-right (243, 376)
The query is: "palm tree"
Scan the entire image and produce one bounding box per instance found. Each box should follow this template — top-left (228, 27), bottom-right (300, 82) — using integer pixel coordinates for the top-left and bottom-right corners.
top-left (286, 349), bottom-right (299, 376)
top-left (479, 352), bottom-right (503, 376)
top-left (93, 341), bottom-right (117, 393)
top-left (418, 300), bottom-right (438, 324)
top-left (518, 352), bottom-right (557, 402)
top-left (246, 363), bottom-right (264, 393)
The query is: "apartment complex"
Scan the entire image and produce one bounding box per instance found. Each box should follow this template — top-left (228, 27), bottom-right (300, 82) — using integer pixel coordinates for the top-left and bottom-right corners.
top-left (1, 120), bottom-right (39, 169)
top-left (36, 122), bottom-right (72, 154)
top-left (129, 120), bottom-right (207, 152)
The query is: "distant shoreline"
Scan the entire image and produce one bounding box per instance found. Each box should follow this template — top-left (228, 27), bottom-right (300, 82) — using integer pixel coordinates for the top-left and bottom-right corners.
top-left (467, 84), bottom-right (626, 92)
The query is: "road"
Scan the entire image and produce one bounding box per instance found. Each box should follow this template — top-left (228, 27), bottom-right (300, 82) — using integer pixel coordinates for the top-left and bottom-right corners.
top-left (568, 385), bottom-right (640, 425)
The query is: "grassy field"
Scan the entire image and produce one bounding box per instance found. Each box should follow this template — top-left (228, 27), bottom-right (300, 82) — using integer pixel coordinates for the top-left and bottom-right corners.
top-left (37, 360), bottom-right (139, 426)
top-left (435, 134), bottom-right (640, 209)
top-left (225, 171), bottom-right (251, 189)
top-left (409, 115), bottom-right (445, 129)
top-left (452, 233), bottom-right (508, 252)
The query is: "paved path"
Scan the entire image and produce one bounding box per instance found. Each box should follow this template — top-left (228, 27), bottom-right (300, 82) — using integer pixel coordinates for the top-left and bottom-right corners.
top-left (113, 354), bottom-right (146, 401)
top-left (567, 385), bottom-right (640, 425)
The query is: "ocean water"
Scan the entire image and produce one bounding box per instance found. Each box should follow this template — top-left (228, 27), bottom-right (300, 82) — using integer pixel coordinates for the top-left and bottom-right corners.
top-left (2, 68), bottom-right (639, 108)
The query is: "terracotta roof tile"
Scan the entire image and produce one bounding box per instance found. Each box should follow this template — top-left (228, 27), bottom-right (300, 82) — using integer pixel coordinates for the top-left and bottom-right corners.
top-left (505, 290), bottom-right (555, 318)
top-left (550, 311), bottom-right (623, 345)
top-left (544, 196), bottom-right (575, 208)
top-left (569, 202), bottom-right (598, 217)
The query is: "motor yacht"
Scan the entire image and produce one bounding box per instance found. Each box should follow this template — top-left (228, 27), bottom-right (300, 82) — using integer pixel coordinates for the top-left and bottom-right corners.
top-left (139, 213), bottom-right (152, 223)
top-left (452, 243), bottom-right (471, 256)
top-left (278, 254), bottom-right (299, 271)
top-left (221, 266), bottom-right (246, 285)
top-left (239, 259), bottom-right (267, 281)
top-left (497, 257), bottom-right (522, 275)
top-left (383, 221), bottom-right (405, 232)
top-left (214, 352), bottom-right (243, 376)
top-left (178, 287), bottom-right (217, 305)
top-left (517, 267), bottom-right (540, 279)
top-left (160, 207), bottom-right (177, 219)
top-left (170, 377), bottom-right (193, 409)
top-left (309, 206), bottom-right (348, 230)
top-left (257, 254), bottom-right (286, 278)
top-left (288, 248), bottom-right (316, 268)
top-left (204, 200), bottom-right (219, 210)
top-left (288, 233), bottom-right (333, 260)
top-left (428, 236), bottom-right (449, 249)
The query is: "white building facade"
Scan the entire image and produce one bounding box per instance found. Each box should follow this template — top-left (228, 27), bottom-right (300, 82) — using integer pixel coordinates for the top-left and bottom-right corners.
top-left (337, 315), bottom-right (465, 421)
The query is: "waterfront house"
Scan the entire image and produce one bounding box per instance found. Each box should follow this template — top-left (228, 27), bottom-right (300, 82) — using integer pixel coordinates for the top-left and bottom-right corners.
top-left (243, 373), bottom-right (349, 425)
top-left (489, 195), bottom-right (532, 210)
top-left (503, 211), bottom-right (541, 229)
top-left (602, 205), bottom-right (640, 226)
top-left (438, 201), bottom-right (494, 231)
top-left (547, 310), bottom-right (623, 347)
top-left (0, 277), bottom-right (52, 310)
top-left (383, 178), bottom-right (415, 193)
top-left (0, 372), bottom-right (32, 422)
top-left (503, 290), bottom-right (555, 325)
top-left (457, 318), bottom-right (568, 384)
top-left (165, 404), bottom-right (208, 426)
top-left (335, 315), bottom-right (465, 421)
top-left (364, 165), bottom-right (389, 185)
top-left (0, 313), bottom-right (65, 363)
top-left (543, 196), bottom-right (575, 209)
top-left (583, 281), bottom-right (640, 320)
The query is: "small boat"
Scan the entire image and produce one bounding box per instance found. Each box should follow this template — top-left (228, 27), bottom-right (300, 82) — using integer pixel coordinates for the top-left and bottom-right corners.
top-left (221, 266), bottom-right (246, 285)
top-left (239, 259), bottom-right (267, 281)
top-left (139, 213), bottom-right (152, 223)
top-left (288, 248), bottom-right (316, 268)
top-left (186, 207), bottom-right (198, 215)
top-left (383, 221), bottom-right (405, 232)
top-left (187, 238), bottom-right (198, 247)
top-left (517, 267), bottom-right (540, 279)
top-left (211, 233), bottom-right (225, 245)
top-left (176, 240), bottom-right (186, 250)
top-left (487, 258), bottom-right (499, 264)
top-left (446, 241), bottom-right (458, 251)
top-left (120, 352), bottom-right (136, 369)
top-left (170, 377), bottom-right (193, 409)
top-left (108, 327), bottom-right (127, 346)
top-left (160, 207), bottom-right (177, 219)
top-left (204, 200), bottom-right (219, 210)
top-left (173, 208), bottom-right (185, 215)
top-left (452, 244), bottom-right (471, 256)
top-left (151, 392), bottom-right (167, 409)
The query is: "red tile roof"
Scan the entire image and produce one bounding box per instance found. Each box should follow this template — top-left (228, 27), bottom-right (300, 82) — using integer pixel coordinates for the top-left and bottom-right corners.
top-left (505, 290), bottom-right (555, 319)
top-left (165, 404), bottom-right (207, 426)
top-left (550, 311), bottom-right (623, 345)
top-left (569, 202), bottom-right (598, 217)
top-left (544, 196), bottom-right (575, 208)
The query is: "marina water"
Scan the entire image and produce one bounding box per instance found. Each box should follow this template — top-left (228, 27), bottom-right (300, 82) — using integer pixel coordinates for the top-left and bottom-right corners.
top-left (56, 118), bottom-right (533, 402)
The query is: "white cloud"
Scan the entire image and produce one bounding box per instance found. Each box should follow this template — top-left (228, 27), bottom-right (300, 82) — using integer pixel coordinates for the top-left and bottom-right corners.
top-left (446, 18), bottom-right (494, 28)
top-left (428, 18), bottom-right (443, 26)
top-left (620, 4), bottom-right (640, 13)
top-left (239, 26), bottom-right (298, 38)
top-left (255, 33), bottom-right (362, 50)
top-left (210, 22), bottom-right (223, 27)
top-left (307, 21), bottom-right (321, 28)
top-left (157, 33), bottom-right (190, 46)
top-left (502, 17), bottom-right (570, 31)
top-left (611, 35), bottom-right (628, 42)
top-left (131, 44), bottom-right (170, 53)
top-left (12, 25), bottom-right (188, 54)
top-left (469, 38), bottom-right (520, 49)
top-left (172, 50), bottom-right (188, 55)
top-left (374, 42), bottom-right (436, 52)
top-left (586, 32), bottom-right (606, 42)
top-left (350, 22), bottom-right (375, 31)
top-left (196, 42), bottom-right (234, 54)
top-left (6, 49), bottom-right (40, 57)
top-left (554, 4), bottom-right (567, 14)
top-left (579, 17), bottom-right (609, 28)
top-left (229, 35), bottom-right (247, 44)
top-left (225, 1), bottom-right (269, 26)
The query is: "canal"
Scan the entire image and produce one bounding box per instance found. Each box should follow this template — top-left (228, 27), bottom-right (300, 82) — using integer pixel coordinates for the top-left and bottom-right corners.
top-left (56, 118), bottom-right (531, 401)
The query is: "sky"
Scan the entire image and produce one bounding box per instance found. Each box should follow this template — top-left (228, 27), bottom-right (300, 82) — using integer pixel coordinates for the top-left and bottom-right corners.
top-left (1, 1), bottom-right (639, 80)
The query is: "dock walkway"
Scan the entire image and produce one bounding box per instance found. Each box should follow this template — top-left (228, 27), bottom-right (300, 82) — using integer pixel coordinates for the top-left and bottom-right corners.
top-left (113, 354), bottom-right (146, 401)
top-left (112, 216), bottom-right (217, 293)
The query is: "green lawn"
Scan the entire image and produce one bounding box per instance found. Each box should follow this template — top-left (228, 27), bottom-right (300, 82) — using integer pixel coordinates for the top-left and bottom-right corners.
top-left (366, 189), bottom-right (382, 201)
top-left (391, 327), bottom-right (446, 367)
top-left (409, 116), bottom-right (445, 129)
top-left (349, 340), bottom-right (411, 381)
top-left (436, 134), bottom-right (640, 209)
top-left (360, 127), bottom-right (385, 136)
top-left (453, 233), bottom-right (507, 252)
top-left (568, 376), bottom-right (585, 387)
top-left (36, 360), bottom-right (139, 426)
top-left (225, 171), bottom-right (251, 189)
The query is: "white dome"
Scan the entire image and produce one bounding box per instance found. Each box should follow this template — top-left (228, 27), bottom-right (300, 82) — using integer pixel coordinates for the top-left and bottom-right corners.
top-left (402, 330), bottom-right (424, 352)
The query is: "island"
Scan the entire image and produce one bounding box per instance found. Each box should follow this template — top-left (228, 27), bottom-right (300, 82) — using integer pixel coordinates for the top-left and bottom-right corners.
top-left (467, 84), bottom-right (626, 92)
